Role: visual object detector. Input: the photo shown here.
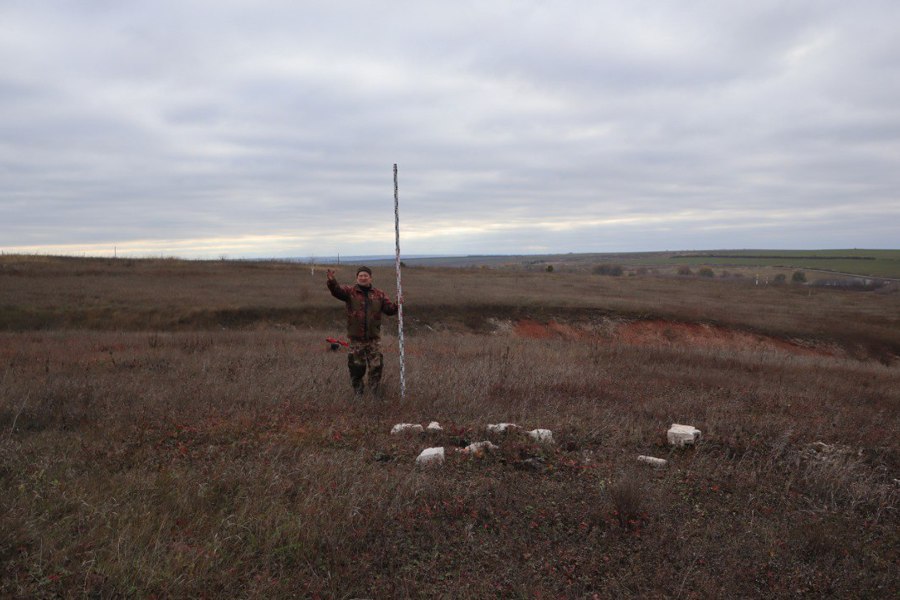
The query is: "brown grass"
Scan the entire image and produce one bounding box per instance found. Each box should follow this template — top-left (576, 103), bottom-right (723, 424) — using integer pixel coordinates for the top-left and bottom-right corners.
top-left (1, 256), bottom-right (898, 597)
top-left (3, 255), bottom-right (899, 356)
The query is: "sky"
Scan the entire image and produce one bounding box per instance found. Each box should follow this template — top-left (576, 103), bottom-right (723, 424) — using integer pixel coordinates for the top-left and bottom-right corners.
top-left (2, 1), bottom-right (898, 259)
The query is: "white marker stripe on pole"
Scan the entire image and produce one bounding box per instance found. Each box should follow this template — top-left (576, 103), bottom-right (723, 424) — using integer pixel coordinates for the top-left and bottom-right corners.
top-left (393, 164), bottom-right (406, 400)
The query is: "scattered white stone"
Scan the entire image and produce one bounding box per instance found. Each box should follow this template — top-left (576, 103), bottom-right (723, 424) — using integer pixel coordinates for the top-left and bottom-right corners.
top-left (528, 429), bottom-right (554, 443)
top-left (416, 447), bottom-right (445, 467)
top-left (426, 421), bottom-right (443, 432)
top-left (487, 423), bottom-right (520, 433)
top-left (667, 424), bottom-right (702, 447)
top-left (462, 441), bottom-right (499, 455)
top-left (637, 455), bottom-right (668, 467)
top-left (391, 423), bottom-right (424, 435)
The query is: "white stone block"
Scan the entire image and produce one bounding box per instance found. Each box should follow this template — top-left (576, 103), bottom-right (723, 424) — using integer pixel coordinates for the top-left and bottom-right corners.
top-left (637, 455), bottom-right (668, 467)
top-left (426, 421), bottom-right (443, 432)
top-left (391, 423), bottom-right (424, 435)
top-left (528, 429), bottom-right (554, 443)
top-left (416, 447), bottom-right (445, 467)
top-left (462, 441), bottom-right (499, 455)
top-left (667, 424), bottom-right (701, 447)
top-left (487, 423), bottom-right (519, 433)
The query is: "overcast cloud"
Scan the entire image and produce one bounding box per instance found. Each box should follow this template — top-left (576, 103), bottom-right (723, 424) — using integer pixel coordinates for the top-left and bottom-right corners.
top-left (1, 0), bottom-right (898, 258)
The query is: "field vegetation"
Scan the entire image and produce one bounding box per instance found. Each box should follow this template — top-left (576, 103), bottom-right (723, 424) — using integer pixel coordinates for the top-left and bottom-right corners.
top-left (1, 255), bottom-right (898, 598)
top-left (385, 249), bottom-right (900, 279)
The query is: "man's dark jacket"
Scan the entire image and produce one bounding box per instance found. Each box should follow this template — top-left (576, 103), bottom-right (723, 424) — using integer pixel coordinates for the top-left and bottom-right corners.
top-left (327, 279), bottom-right (398, 342)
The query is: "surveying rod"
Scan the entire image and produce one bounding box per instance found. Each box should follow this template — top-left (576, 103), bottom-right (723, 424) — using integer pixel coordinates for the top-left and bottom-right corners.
top-left (393, 164), bottom-right (406, 400)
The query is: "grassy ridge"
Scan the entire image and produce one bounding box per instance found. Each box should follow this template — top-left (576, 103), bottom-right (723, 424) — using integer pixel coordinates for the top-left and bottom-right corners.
top-left (2, 255), bottom-right (899, 358)
top-left (375, 249), bottom-right (900, 278)
top-left (667, 249), bottom-right (900, 278)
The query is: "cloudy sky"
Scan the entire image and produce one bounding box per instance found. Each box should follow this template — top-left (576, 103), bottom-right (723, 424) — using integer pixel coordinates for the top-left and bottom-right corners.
top-left (2, 1), bottom-right (898, 258)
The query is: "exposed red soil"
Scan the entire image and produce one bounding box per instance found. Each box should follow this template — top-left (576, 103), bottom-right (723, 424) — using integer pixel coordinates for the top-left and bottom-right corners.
top-left (514, 318), bottom-right (841, 357)
top-left (513, 319), bottom-right (588, 340)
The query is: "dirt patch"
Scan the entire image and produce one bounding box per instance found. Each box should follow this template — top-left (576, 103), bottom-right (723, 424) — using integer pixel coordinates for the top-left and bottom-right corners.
top-left (514, 318), bottom-right (843, 357)
top-left (615, 320), bottom-right (842, 357)
top-left (514, 319), bottom-right (588, 341)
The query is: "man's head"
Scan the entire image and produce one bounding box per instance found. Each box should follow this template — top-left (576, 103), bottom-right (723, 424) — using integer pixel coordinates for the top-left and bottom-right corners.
top-left (356, 266), bottom-right (372, 287)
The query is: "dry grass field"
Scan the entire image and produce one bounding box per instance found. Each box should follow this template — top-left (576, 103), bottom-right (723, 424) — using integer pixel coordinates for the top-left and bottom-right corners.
top-left (1, 255), bottom-right (898, 598)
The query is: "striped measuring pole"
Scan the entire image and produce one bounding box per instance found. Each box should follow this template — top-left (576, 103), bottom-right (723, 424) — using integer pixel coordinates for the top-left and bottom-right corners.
top-left (393, 164), bottom-right (406, 400)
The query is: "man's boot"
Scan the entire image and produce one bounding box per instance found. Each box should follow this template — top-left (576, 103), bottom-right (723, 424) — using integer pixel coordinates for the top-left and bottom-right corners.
top-left (348, 354), bottom-right (367, 397)
top-left (368, 349), bottom-right (385, 399)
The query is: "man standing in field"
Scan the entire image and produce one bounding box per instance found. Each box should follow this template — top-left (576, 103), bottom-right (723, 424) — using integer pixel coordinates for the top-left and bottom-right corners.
top-left (326, 267), bottom-right (399, 397)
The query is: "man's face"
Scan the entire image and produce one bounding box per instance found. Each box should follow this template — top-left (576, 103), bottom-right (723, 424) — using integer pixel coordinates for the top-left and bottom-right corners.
top-left (356, 271), bottom-right (372, 286)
